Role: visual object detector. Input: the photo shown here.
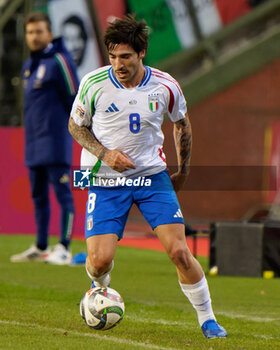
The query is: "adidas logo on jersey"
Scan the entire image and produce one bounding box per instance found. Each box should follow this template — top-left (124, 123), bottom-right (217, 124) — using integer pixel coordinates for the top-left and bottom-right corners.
top-left (105, 103), bottom-right (119, 112)
top-left (173, 209), bottom-right (183, 218)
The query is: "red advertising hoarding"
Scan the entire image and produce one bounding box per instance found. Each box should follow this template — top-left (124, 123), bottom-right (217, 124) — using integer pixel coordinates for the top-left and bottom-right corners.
top-left (0, 127), bottom-right (87, 237)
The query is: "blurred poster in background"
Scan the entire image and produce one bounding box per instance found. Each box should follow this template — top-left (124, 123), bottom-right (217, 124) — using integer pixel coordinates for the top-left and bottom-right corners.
top-left (127, 0), bottom-right (222, 65)
top-left (192, 0), bottom-right (222, 36)
top-left (127, 0), bottom-right (194, 64)
top-left (48, 0), bottom-right (102, 79)
top-left (214, 0), bottom-right (251, 25)
top-left (44, 0), bottom-right (256, 74)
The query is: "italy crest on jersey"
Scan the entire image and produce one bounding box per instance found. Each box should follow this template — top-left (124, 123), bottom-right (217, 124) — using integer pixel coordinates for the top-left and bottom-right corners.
top-left (36, 64), bottom-right (46, 79)
top-left (148, 94), bottom-right (159, 112)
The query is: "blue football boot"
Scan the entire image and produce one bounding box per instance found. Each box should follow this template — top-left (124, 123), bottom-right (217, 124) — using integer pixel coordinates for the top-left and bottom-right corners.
top-left (201, 319), bottom-right (227, 339)
top-left (90, 280), bottom-right (97, 289)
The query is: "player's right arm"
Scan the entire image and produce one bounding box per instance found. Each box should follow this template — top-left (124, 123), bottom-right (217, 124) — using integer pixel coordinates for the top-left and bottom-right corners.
top-left (68, 117), bottom-right (135, 172)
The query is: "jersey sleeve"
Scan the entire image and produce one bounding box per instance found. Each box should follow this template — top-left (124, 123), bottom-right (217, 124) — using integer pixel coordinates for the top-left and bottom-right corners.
top-left (54, 53), bottom-right (79, 113)
top-left (70, 74), bottom-right (92, 127)
top-left (165, 79), bottom-right (187, 122)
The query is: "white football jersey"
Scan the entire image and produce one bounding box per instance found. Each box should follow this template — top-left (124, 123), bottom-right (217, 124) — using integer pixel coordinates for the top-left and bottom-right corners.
top-left (71, 65), bottom-right (187, 179)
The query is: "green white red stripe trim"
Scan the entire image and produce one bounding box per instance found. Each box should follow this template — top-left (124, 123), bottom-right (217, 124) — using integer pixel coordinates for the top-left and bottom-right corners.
top-left (160, 83), bottom-right (175, 114)
top-left (55, 53), bottom-right (78, 95)
top-left (79, 69), bottom-right (109, 103)
top-left (151, 69), bottom-right (182, 95)
top-left (64, 212), bottom-right (74, 240)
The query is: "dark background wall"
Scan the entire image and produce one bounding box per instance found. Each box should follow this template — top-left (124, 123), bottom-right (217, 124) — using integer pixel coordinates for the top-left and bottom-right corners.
top-left (161, 58), bottom-right (280, 222)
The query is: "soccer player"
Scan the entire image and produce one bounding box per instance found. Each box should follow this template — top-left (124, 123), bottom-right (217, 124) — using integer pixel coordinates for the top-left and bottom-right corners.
top-left (10, 12), bottom-right (79, 265)
top-left (69, 15), bottom-right (227, 338)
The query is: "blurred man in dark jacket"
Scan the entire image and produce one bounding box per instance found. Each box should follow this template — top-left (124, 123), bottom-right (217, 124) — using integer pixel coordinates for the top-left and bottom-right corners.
top-left (10, 12), bottom-right (79, 265)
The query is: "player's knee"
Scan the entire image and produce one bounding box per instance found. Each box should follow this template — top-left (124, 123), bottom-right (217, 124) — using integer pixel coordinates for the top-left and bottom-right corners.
top-left (87, 251), bottom-right (112, 276)
top-left (168, 245), bottom-right (191, 270)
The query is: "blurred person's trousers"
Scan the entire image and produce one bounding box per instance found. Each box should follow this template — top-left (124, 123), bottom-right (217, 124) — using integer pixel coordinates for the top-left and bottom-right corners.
top-left (29, 165), bottom-right (74, 249)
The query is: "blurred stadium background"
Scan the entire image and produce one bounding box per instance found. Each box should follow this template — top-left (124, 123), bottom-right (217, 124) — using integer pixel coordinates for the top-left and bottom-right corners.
top-left (0, 0), bottom-right (280, 276)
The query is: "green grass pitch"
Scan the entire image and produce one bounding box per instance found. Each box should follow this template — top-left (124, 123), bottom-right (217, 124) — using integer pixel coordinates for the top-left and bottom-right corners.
top-left (0, 234), bottom-right (280, 349)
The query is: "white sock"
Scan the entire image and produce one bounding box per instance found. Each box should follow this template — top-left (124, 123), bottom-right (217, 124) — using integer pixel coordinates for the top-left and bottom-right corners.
top-left (179, 275), bottom-right (215, 326)
top-left (86, 260), bottom-right (114, 288)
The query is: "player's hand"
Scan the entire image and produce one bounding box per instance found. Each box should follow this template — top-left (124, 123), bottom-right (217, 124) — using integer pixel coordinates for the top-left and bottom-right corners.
top-left (102, 150), bottom-right (136, 173)
top-left (170, 171), bottom-right (188, 192)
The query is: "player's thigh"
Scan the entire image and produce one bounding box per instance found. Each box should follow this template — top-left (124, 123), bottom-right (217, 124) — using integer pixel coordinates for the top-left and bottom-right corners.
top-left (85, 187), bottom-right (133, 240)
top-left (154, 223), bottom-right (189, 256)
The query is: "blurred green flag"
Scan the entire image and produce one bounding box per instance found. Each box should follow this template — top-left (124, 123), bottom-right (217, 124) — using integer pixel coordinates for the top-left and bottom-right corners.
top-left (127, 0), bottom-right (193, 65)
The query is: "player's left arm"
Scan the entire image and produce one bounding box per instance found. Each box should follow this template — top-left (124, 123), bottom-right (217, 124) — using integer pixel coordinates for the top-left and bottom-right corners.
top-left (170, 113), bottom-right (192, 192)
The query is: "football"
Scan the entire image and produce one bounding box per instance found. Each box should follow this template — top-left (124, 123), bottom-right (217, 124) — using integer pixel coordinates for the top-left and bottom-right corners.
top-left (80, 287), bottom-right (125, 330)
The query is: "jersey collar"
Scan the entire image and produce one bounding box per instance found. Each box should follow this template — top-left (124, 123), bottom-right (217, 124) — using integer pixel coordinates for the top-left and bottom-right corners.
top-left (108, 66), bottom-right (151, 89)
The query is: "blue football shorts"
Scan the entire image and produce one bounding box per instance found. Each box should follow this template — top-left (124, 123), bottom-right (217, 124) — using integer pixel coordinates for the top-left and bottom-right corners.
top-left (85, 169), bottom-right (184, 239)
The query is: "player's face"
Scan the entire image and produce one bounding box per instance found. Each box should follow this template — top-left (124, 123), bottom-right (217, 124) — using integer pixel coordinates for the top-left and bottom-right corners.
top-left (108, 44), bottom-right (145, 88)
top-left (25, 21), bottom-right (53, 52)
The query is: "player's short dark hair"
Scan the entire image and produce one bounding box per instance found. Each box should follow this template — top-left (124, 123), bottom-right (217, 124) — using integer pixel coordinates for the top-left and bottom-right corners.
top-left (62, 15), bottom-right (88, 42)
top-left (104, 14), bottom-right (149, 54)
top-left (25, 12), bottom-right (52, 32)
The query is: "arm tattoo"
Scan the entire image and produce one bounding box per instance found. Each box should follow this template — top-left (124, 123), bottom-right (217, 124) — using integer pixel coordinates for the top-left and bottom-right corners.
top-left (174, 115), bottom-right (192, 174)
top-left (97, 148), bottom-right (107, 160)
top-left (68, 117), bottom-right (107, 160)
